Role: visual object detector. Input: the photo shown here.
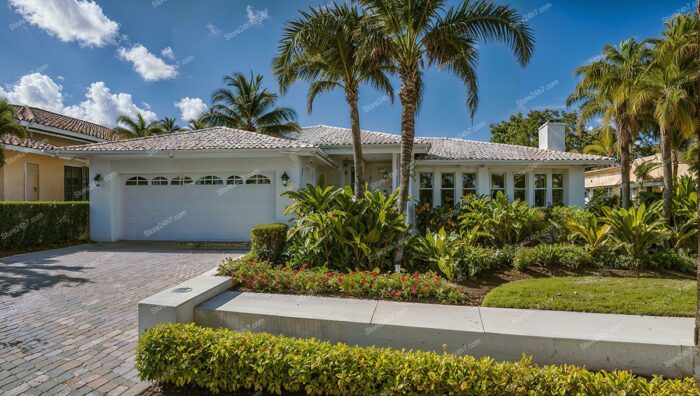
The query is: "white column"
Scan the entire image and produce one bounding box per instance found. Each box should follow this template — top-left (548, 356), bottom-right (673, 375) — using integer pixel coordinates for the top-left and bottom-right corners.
top-left (455, 171), bottom-right (463, 203)
top-left (433, 169), bottom-right (441, 207)
top-left (527, 172), bottom-right (535, 207)
top-left (505, 171), bottom-right (514, 201)
top-left (89, 159), bottom-right (121, 242)
top-left (567, 166), bottom-right (585, 207)
top-left (391, 154), bottom-right (398, 191)
top-left (546, 172), bottom-right (553, 207)
top-left (476, 167), bottom-right (490, 196)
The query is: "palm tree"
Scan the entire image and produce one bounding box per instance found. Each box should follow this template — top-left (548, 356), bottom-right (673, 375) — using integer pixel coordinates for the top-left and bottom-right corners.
top-left (112, 114), bottom-right (165, 139)
top-left (158, 117), bottom-right (182, 134)
top-left (693, 0), bottom-right (700, 350)
top-left (204, 72), bottom-right (300, 135)
top-left (273, 2), bottom-right (394, 195)
top-left (633, 159), bottom-right (660, 191)
top-left (185, 116), bottom-right (209, 131)
top-left (583, 125), bottom-right (618, 158)
top-left (358, 0), bottom-right (534, 263)
top-left (0, 99), bottom-right (27, 166)
top-left (568, 39), bottom-right (653, 209)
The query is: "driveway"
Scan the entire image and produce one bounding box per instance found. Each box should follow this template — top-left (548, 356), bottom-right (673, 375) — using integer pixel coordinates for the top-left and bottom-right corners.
top-left (0, 243), bottom-right (242, 395)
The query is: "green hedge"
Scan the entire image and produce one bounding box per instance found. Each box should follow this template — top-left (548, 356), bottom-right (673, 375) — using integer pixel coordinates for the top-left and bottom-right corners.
top-left (249, 223), bottom-right (287, 262)
top-left (0, 202), bottom-right (89, 250)
top-left (136, 323), bottom-right (699, 395)
top-left (513, 244), bottom-right (592, 270)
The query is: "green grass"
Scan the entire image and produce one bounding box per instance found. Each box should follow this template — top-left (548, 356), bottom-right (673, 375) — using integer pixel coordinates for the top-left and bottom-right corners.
top-left (481, 276), bottom-right (695, 317)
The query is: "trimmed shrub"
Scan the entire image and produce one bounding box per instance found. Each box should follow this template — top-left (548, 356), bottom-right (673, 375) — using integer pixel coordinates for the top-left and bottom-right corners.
top-left (538, 206), bottom-right (591, 244)
top-left (0, 202), bottom-right (89, 250)
top-left (249, 223), bottom-right (287, 262)
top-left (647, 250), bottom-right (696, 273)
top-left (137, 323), bottom-right (700, 395)
top-left (514, 244), bottom-right (592, 270)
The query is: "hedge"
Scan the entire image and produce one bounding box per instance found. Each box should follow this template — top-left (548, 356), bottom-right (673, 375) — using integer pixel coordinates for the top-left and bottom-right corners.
top-left (0, 202), bottom-right (89, 250)
top-left (136, 323), bottom-right (700, 395)
top-left (513, 244), bottom-right (592, 270)
top-left (249, 223), bottom-right (287, 262)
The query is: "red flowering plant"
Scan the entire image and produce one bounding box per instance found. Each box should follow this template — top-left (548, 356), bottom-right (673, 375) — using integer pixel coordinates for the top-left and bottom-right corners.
top-left (218, 257), bottom-right (467, 305)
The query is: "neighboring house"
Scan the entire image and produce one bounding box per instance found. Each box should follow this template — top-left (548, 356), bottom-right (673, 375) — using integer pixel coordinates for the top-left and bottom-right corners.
top-left (585, 153), bottom-right (690, 199)
top-left (55, 121), bottom-right (612, 242)
top-left (1, 105), bottom-right (113, 201)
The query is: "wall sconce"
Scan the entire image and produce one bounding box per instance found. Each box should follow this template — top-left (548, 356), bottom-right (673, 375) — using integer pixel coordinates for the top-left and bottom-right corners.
top-left (93, 174), bottom-right (103, 187)
top-left (281, 172), bottom-right (290, 187)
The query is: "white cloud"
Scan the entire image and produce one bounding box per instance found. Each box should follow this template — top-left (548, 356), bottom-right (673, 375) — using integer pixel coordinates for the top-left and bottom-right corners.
top-left (8, 0), bottom-right (119, 47)
top-left (0, 72), bottom-right (64, 112)
top-left (117, 44), bottom-right (178, 81)
top-left (246, 5), bottom-right (268, 25)
top-left (64, 81), bottom-right (157, 127)
top-left (205, 23), bottom-right (221, 37)
top-left (160, 46), bottom-right (175, 60)
top-left (174, 97), bottom-right (208, 121)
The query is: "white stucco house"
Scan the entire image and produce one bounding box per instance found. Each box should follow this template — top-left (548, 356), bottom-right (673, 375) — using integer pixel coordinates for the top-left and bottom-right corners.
top-left (54, 121), bottom-right (612, 242)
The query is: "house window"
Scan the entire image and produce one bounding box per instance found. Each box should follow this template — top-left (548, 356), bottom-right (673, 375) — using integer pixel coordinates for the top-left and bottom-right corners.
top-left (513, 174), bottom-right (526, 202)
top-left (246, 175), bottom-right (271, 185)
top-left (64, 166), bottom-right (89, 200)
top-left (419, 172), bottom-right (433, 206)
top-left (534, 174), bottom-right (547, 207)
top-left (552, 174), bottom-right (564, 206)
top-left (125, 176), bottom-right (148, 186)
top-left (441, 173), bottom-right (455, 206)
top-left (196, 175), bottom-right (223, 185)
top-left (462, 173), bottom-right (477, 196)
top-left (491, 173), bottom-right (505, 198)
top-left (151, 177), bottom-right (168, 186)
top-left (226, 175), bottom-right (243, 185)
top-left (171, 176), bottom-right (193, 186)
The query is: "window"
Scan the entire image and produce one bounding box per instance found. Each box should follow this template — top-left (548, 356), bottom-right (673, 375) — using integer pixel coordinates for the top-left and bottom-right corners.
top-left (246, 174), bottom-right (271, 185)
top-left (226, 175), bottom-right (243, 185)
top-left (65, 166), bottom-right (89, 200)
top-left (513, 174), bottom-right (526, 202)
top-left (491, 173), bottom-right (505, 198)
top-left (552, 174), bottom-right (564, 206)
top-left (125, 176), bottom-right (148, 186)
top-left (151, 177), bottom-right (168, 186)
top-left (534, 174), bottom-right (547, 207)
top-left (462, 173), bottom-right (477, 196)
top-left (171, 176), bottom-right (193, 186)
top-left (419, 172), bottom-right (433, 206)
top-left (440, 173), bottom-right (455, 206)
top-left (196, 175), bottom-right (223, 185)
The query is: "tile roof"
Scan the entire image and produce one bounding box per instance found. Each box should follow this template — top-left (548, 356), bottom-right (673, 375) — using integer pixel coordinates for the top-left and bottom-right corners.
top-left (59, 127), bottom-right (316, 152)
top-left (416, 137), bottom-right (612, 162)
top-left (13, 105), bottom-right (113, 141)
top-left (286, 125), bottom-right (403, 146)
top-left (1, 134), bottom-right (56, 150)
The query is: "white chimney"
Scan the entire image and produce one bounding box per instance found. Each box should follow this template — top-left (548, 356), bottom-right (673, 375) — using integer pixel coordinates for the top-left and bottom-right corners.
top-left (538, 121), bottom-right (566, 152)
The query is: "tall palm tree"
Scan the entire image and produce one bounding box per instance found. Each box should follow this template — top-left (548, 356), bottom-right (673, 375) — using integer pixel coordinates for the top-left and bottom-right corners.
top-left (583, 125), bottom-right (618, 158)
top-left (693, 0), bottom-right (700, 350)
top-left (358, 0), bottom-right (534, 263)
top-left (158, 117), bottom-right (182, 134)
top-left (273, 2), bottom-right (394, 195)
top-left (0, 99), bottom-right (27, 166)
top-left (185, 116), bottom-right (209, 131)
top-left (204, 72), bottom-right (300, 135)
top-left (568, 39), bottom-right (653, 209)
top-left (112, 114), bottom-right (165, 139)
top-left (633, 159), bottom-right (660, 191)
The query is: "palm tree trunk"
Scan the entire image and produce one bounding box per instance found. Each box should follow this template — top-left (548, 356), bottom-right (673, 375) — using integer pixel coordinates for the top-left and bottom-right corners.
top-left (347, 90), bottom-right (365, 196)
top-left (660, 128), bottom-right (673, 224)
top-left (672, 151), bottom-right (679, 181)
top-left (694, 0), bottom-right (700, 355)
top-left (619, 136), bottom-right (632, 208)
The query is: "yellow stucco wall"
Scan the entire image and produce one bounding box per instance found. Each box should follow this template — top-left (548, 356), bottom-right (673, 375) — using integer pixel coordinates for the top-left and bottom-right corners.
top-left (1, 149), bottom-right (86, 201)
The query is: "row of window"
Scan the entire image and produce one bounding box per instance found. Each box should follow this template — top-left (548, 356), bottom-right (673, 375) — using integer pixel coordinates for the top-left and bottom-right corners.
top-left (419, 172), bottom-right (564, 207)
top-left (125, 175), bottom-right (271, 186)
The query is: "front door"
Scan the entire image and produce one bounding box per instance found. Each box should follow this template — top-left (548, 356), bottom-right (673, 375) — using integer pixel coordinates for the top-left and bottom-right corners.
top-left (25, 163), bottom-right (39, 201)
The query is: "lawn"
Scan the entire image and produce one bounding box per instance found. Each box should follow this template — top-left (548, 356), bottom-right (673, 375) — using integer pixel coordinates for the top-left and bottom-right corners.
top-left (481, 276), bottom-right (695, 317)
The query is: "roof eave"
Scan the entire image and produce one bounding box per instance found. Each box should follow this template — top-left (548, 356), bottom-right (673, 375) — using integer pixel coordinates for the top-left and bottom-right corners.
top-left (415, 159), bottom-right (615, 166)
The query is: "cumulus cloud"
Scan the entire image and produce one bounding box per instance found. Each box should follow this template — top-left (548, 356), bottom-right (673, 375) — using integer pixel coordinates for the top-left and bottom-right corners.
top-left (0, 72), bottom-right (64, 112)
top-left (246, 5), bottom-right (268, 25)
top-left (160, 46), bottom-right (175, 61)
top-left (8, 0), bottom-right (119, 47)
top-left (117, 44), bottom-right (178, 82)
top-left (64, 81), bottom-right (157, 126)
top-left (174, 97), bottom-right (208, 121)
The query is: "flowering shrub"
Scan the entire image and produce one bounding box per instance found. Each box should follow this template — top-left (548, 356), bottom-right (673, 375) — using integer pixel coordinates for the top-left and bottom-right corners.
top-left (218, 258), bottom-right (467, 304)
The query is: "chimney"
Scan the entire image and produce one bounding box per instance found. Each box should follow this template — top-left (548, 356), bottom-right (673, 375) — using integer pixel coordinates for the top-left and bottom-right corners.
top-left (538, 121), bottom-right (566, 152)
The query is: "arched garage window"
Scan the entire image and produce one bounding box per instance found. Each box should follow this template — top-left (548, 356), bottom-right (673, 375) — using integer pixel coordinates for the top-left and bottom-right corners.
top-left (171, 176), bottom-right (193, 186)
top-left (196, 176), bottom-right (223, 185)
top-left (246, 175), bottom-right (271, 185)
top-left (226, 175), bottom-right (243, 185)
top-left (125, 176), bottom-right (148, 186)
top-left (151, 176), bottom-right (168, 186)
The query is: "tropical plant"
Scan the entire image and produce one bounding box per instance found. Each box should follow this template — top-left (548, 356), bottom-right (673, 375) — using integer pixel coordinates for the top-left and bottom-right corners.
top-left (0, 98), bottom-right (27, 166)
top-left (633, 159), bottom-right (660, 190)
top-left (411, 228), bottom-right (461, 280)
top-left (601, 202), bottom-right (670, 258)
top-left (671, 176), bottom-right (698, 249)
top-left (204, 71), bottom-right (300, 135)
top-left (566, 216), bottom-right (611, 252)
top-left (274, 3), bottom-right (393, 195)
top-left (184, 116), bottom-right (209, 131)
top-left (111, 114), bottom-right (165, 138)
top-left (358, 0), bottom-right (534, 264)
top-left (158, 117), bottom-right (181, 134)
top-left (583, 125), bottom-right (618, 158)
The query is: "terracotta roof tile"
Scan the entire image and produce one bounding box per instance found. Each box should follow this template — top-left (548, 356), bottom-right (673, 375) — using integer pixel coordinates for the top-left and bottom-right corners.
top-left (1, 134), bottom-right (56, 150)
top-left (13, 105), bottom-right (113, 141)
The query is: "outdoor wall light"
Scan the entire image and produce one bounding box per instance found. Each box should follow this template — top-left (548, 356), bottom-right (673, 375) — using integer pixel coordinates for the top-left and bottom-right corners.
top-left (281, 171), bottom-right (290, 187)
top-left (94, 174), bottom-right (103, 187)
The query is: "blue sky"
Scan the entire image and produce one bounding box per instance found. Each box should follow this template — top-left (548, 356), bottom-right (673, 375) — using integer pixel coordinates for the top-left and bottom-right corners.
top-left (0, 0), bottom-right (694, 140)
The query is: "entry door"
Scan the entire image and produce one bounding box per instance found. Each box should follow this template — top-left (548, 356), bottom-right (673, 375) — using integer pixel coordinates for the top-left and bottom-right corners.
top-left (25, 163), bottom-right (39, 201)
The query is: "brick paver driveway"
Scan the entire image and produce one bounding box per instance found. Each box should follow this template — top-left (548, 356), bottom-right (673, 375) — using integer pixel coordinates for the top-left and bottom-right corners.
top-left (0, 243), bottom-right (241, 395)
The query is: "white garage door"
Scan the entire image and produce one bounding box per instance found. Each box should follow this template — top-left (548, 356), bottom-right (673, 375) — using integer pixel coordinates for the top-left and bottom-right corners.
top-left (123, 174), bottom-right (276, 241)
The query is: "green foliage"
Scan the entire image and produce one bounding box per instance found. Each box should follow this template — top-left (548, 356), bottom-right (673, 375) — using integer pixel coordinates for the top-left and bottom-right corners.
top-left (539, 206), bottom-right (590, 244)
top-left (671, 176), bottom-right (698, 249)
top-left (283, 184), bottom-right (407, 271)
top-left (585, 189), bottom-right (619, 215)
top-left (411, 228), bottom-right (461, 280)
top-left (489, 109), bottom-right (593, 152)
top-left (217, 257), bottom-right (466, 304)
top-left (601, 202), bottom-right (670, 258)
top-left (647, 249), bottom-right (696, 272)
top-left (0, 202), bottom-right (89, 250)
top-left (513, 244), bottom-right (592, 270)
top-left (565, 216), bottom-right (610, 252)
top-left (137, 323), bottom-right (700, 395)
top-left (414, 202), bottom-right (461, 234)
top-left (249, 223), bottom-right (287, 262)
